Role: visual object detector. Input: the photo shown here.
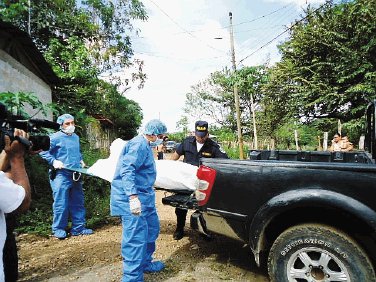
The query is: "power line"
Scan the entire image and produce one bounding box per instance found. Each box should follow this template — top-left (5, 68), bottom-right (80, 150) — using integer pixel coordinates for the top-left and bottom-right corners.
top-left (134, 51), bottom-right (227, 62)
top-left (237, 4), bottom-right (298, 56)
top-left (236, 4), bottom-right (298, 56)
top-left (230, 4), bottom-right (292, 28)
top-left (170, 4), bottom-right (292, 36)
top-left (147, 0), bottom-right (227, 54)
top-left (234, 25), bottom-right (286, 34)
top-left (239, 1), bottom-right (329, 64)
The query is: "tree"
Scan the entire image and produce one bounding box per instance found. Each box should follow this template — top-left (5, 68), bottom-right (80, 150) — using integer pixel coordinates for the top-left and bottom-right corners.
top-left (184, 71), bottom-right (233, 128)
top-left (183, 66), bottom-right (269, 141)
top-left (92, 80), bottom-right (143, 139)
top-left (1, 0), bottom-right (147, 135)
top-left (0, 0), bottom-right (147, 87)
top-left (176, 115), bottom-right (189, 135)
top-left (264, 0), bottom-right (376, 124)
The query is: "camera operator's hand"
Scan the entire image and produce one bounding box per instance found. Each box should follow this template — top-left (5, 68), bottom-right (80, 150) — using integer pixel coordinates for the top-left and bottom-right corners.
top-left (2, 129), bottom-right (32, 213)
top-left (0, 129), bottom-right (28, 172)
top-left (53, 160), bottom-right (64, 169)
top-left (4, 129), bottom-right (28, 159)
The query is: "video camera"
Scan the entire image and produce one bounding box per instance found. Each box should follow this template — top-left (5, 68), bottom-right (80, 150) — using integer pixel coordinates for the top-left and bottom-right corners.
top-left (0, 103), bottom-right (60, 151)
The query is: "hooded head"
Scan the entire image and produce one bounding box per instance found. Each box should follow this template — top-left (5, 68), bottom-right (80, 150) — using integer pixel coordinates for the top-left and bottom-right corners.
top-left (57, 114), bottom-right (74, 129)
top-left (144, 119), bottom-right (167, 136)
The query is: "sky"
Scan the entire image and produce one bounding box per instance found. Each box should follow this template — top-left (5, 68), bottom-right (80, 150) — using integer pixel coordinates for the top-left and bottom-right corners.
top-left (122, 0), bottom-right (325, 133)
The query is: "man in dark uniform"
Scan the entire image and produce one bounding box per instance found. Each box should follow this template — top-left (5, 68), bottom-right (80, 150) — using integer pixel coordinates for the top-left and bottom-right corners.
top-left (170, 120), bottom-right (228, 240)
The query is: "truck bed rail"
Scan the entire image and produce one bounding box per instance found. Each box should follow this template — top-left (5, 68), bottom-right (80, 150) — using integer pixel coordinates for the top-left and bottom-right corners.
top-left (248, 150), bottom-right (374, 164)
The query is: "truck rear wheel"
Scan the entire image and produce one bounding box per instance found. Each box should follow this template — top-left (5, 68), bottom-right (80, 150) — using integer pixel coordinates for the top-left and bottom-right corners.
top-left (267, 223), bottom-right (375, 282)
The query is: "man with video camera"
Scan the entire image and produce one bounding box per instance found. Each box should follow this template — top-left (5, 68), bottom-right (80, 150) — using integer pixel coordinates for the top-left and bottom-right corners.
top-left (1, 101), bottom-right (60, 281)
top-left (0, 126), bottom-right (32, 282)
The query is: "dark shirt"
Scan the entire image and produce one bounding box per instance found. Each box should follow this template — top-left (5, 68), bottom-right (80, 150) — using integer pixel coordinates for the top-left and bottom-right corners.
top-left (175, 136), bottom-right (228, 166)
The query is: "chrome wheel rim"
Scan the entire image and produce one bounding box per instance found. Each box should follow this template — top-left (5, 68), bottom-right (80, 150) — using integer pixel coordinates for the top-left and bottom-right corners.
top-left (286, 247), bottom-right (350, 282)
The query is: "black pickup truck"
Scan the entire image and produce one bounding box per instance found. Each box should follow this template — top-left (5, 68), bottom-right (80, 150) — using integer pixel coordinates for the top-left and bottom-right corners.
top-left (162, 101), bottom-right (376, 282)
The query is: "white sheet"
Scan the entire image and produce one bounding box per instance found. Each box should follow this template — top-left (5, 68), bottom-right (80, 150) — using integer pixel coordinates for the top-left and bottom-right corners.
top-left (87, 139), bottom-right (198, 191)
top-left (87, 138), bottom-right (127, 182)
top-left (154, 160), bottom-right (198, 191)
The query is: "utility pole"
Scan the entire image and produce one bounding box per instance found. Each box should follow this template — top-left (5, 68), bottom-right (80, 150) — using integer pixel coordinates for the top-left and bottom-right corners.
top-left (28, 0), bottom-right (31, 35)
top-left (229, 12), bottom-right (244, 159)
top-left (250, 92), bottom-right (258, 149)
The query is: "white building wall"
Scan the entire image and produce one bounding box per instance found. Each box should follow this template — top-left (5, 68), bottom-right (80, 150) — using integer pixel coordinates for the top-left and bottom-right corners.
top-left (0, 49), bottom-right (53, 120)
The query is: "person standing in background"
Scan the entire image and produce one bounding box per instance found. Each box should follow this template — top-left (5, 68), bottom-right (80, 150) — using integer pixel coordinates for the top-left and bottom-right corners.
top-left (156, 136), bottom-right (168, 160)
top-left (39, 114), bottom-right (93, 239)
top-left (329, 133), bottom-right (343, 152)
top-left (341, 133), bottom-right (354, 152)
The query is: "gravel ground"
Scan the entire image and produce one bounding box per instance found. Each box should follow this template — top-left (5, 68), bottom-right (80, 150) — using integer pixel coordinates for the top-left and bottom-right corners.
top-left (17, 185), bottom-right (269, 282)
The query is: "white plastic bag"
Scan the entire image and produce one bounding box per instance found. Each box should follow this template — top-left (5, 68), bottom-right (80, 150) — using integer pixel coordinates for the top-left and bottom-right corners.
top-left (87, 138), bottom-right (127, 182)
top-left (154, 160), bottom-right (198, 191)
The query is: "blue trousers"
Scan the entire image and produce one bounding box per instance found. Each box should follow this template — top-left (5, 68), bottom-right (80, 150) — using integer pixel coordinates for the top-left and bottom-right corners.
top-left (50, 171), bottom-right (86, 234)
top-left (121, 207), bottom-right (160, 282)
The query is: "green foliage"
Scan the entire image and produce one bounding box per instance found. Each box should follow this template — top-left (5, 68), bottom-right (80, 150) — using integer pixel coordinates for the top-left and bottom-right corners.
top-left (1, 0), bottom-right (147, 83)
top-left (102, 83), bottom-right (143, 139)
top-left (264, 0), bottom-right (376, 123)
top-left (168, 132), bottom-right (187, 143)
top-left (184, 66), bottom-right (269, 136)
top-left (0, 91), bottom-right (56, 118)
top-left (210, 127), bottom-right (237, 142)
top-left (274, 120), bottom-right (321, 150)
top-left (83, 176), bottom-right (111, 228)
top-left (1, 0), bottom-right (146, 136)
top-left (222, 143), bottom-right (248, 159)
top-left (176, 116), bottom-right (189, 136)
top-left (17, 155), bottom-right (52, 235)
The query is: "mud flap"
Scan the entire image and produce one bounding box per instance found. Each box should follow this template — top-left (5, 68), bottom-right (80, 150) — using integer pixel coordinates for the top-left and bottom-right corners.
top-left (190, 211), bottom-right (210, 237)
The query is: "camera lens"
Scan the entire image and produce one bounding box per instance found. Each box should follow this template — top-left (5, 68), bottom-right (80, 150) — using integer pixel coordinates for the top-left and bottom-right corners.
top-left (29, 135), bottom-right (50, 151)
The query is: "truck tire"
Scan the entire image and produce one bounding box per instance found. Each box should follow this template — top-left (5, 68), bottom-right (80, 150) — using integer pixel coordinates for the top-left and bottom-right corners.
top-left (267, 223), bottom-right (376, 282)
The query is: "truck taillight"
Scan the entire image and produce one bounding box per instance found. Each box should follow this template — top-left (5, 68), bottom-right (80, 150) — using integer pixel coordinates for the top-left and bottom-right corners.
top-left (195, 165), bottom-right (216, 206)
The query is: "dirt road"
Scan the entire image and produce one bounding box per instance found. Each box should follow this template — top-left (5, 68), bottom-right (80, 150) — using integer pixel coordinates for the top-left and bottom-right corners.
top-left (17, 190), bottom-right (269, 282)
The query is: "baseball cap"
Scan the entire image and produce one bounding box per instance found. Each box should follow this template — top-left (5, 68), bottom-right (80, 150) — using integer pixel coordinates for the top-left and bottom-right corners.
top-left (195, 120), bottom-right (208, 137)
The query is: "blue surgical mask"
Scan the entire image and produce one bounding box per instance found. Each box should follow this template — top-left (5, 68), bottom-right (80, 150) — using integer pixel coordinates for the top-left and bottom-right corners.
top-left (150, 138), bottom-right (163, 147)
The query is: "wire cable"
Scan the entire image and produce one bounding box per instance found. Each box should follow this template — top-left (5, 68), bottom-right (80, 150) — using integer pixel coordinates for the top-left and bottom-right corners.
top-left (147, 0), bottom-right (227, 54)
top-left (239, 1), bottom-right (330, 64)
top-left (236, 4), bottom-right (298, 56)
top-left (171, 4), bottom-right (292, 36)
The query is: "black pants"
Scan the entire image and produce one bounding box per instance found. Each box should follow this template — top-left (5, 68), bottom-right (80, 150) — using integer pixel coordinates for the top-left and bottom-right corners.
top-left (157, 152), bottom-right (163, 160)
top-left (4, 214), bottom-right (18, 282)
top-left (175, 207), bottom-right (188, 230)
